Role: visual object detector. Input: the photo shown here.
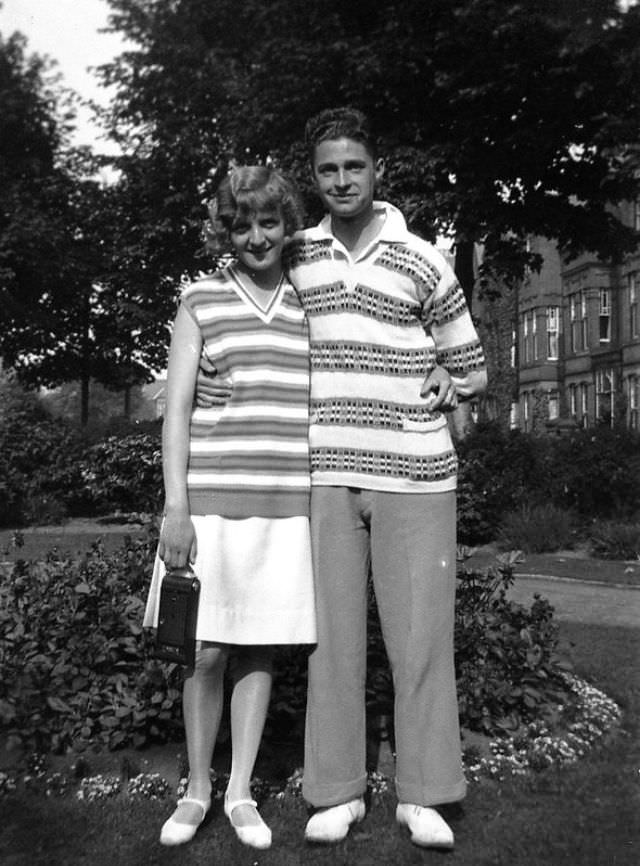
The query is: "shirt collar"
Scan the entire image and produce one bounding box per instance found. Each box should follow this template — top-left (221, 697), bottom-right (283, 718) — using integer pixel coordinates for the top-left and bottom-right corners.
top-left (306, 201), bottom-right (409, 245)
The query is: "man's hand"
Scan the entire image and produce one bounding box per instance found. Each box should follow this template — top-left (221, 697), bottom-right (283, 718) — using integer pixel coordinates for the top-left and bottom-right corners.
top-left (195, 355), bottom-right (232, 408)
top-left (420, 365), bottom-right (458, 412)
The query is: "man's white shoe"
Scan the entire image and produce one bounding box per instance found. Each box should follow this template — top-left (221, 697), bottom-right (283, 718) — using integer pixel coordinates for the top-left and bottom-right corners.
top-left (304, 798), bottom-right (366, 843)
top-left (396, 803), bottom-right (454, 849)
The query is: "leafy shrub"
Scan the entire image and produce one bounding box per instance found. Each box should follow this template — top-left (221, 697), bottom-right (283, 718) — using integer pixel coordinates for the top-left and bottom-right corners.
top-left (588, 519), bottom-right (640, 560)
top-left (454, 554), bottom-right (571, 735)
top-left (67, 432), bottom-right (163, 516)
top-left (0, 378), bottom-right (87, 527)
top-left (0, 524), bottom-right (187, 754)
top-left (456, 422), bottom-right (547, 544)
top-left (0, 533), bottom-right (572, 754)
top-left (546, 427), bottom-right (640, 520)
top-left (497, 503), bottom-right (575, 553)
top-left (456, 422), bottom-right (640, 545)
top-left (0, 376), bottom-right (163, 525)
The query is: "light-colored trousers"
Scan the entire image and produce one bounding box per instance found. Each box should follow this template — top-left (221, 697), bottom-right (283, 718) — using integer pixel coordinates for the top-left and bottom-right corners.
top-left (303, 486), bottom-right (467, 807)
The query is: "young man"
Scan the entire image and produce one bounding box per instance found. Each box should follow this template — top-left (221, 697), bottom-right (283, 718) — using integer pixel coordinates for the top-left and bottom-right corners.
top-left (286, 108), bottom-right (487, 849)
top-left (197, 107), bottom-right (487, 848)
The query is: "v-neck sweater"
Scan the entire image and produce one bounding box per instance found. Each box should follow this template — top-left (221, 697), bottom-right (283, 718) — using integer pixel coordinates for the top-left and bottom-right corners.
top-left (179, 265), bottom-right (311, 517)
top-left (285, 201), bottom-right (486, 494)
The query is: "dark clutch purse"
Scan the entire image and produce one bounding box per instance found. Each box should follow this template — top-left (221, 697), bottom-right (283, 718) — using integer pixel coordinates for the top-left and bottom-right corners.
top-left (153, 565), bottom-right (201, 667)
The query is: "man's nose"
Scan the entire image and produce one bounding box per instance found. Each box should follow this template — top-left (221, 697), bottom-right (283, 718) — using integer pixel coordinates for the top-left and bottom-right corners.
top-left (336, 169), bottom-right (349, 187)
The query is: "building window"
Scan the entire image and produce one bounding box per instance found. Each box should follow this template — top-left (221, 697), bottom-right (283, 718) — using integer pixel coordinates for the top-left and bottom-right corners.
top-left (510, 402), bottom-right (518, 429)
top-left (523, 313), bottom-right (530, 363)
top-left (635, 197), bottom-right (640, 232)
top-left (523, 392), bottom-right (530, 431)
top-left (548, 390), bottom-right (559, 420)
top-left (546, 306), bottom-right (559, 359)
top-left (569, 384), bottom-right (577, 419)
top-left (629, 376), bottom-right (639, 430)
top-left (630, 272), bottom-right (638, 339)
top-left (595, 368), bottom-right (615, 426)
top-left (580, 383), bottom-right (589, 428)
top-left (570, 292), bottom-right (587, 353)
top-left (599, 289), bottom-right (611, 343)
top-left (510, 325), bottom-right (517, 368)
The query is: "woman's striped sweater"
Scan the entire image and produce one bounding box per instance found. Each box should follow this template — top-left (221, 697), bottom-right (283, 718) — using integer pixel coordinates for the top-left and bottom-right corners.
top-left (180, 266), bottom-right (311, 518)
top-left (285, 202), bottom-right (486, 494)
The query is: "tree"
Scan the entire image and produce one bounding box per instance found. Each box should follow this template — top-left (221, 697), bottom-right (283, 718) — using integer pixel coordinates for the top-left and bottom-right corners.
top-left (0, 30), bottom-right (158, 423)
top-left (100, 0), bottom-right (640, 310)
top-left (0, 30), bottom-right (71, 331)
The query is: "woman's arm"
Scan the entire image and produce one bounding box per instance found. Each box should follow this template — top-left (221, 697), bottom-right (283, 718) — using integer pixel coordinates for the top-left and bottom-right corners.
top-left (158, 303), bottom-right (202, 569)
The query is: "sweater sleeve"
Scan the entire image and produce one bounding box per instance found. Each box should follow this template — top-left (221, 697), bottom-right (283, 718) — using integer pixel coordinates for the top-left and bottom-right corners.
top-left (430, 258), bottom-right (487, 397)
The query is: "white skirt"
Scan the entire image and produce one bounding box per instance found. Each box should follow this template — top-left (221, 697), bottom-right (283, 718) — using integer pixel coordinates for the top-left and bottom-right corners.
top-left (143, 515), bottom-right (316, 645)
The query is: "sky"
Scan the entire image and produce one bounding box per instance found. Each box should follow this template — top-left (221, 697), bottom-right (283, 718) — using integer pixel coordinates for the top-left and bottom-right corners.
top-left (0, 0), bottom-right (128, 153)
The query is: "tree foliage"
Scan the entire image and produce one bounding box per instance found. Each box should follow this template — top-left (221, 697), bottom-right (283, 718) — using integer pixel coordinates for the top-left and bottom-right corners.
top-left (100, 0), bottom-right (640, 312)
top-left (0, 31), bottom-right (159, 419)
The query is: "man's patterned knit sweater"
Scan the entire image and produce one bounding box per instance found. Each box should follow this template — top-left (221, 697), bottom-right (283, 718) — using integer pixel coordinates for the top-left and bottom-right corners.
top-left (286, 201), bottom-right (486, 494)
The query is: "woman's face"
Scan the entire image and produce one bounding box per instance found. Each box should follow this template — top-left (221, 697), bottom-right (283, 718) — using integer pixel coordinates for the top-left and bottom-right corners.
top-left (230, 206), bottom-right (286, 274)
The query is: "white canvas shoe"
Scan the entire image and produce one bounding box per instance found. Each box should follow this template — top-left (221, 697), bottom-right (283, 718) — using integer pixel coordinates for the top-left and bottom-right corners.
top-left (159, 795), bottom-right (210, 846)
top-left (304, 798), bottom-right (366, 843)
top-left (396, 803), bottom-right (454, 849)
top-left (224, 796), bottom-right (272, 850)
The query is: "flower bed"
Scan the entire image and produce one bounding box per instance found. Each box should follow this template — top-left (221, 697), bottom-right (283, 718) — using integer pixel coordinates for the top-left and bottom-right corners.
top-left (0, 673), bottom-right (620, 803)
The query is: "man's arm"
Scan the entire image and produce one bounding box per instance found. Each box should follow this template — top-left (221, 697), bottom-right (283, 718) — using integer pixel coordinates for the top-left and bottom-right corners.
top-left (429, 258), bottom-right (488, 404)
top-left (194, 355), bottom-right (232, 408)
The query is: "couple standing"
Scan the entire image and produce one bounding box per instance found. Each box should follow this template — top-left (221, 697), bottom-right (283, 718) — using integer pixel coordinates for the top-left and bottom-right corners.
top-left (144, 106), bottom-right (487, 851)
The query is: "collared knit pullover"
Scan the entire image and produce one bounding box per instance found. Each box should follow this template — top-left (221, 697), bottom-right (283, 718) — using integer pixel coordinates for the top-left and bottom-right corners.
top-left (286, 201), bottom-right (486, 494)
top-left (180, 266), bottom-right (311, 517)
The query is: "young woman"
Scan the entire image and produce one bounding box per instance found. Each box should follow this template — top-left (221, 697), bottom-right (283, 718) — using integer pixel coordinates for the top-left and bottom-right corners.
top-left (144, 166), bottom-right (316, 850)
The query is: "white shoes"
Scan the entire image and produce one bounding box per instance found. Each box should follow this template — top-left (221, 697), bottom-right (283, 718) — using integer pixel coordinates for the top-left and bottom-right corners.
top-left (159, 794), bottom-right (211, 846)
top-left (224, 796), bottom-right (272, 850)
top-left (396, 803), bottom-right (454, 849)
top-left (304, 798), bottom-right (366, 843)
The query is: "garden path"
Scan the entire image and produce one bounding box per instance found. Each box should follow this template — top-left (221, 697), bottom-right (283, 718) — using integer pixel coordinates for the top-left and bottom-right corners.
top-left (508, 574), bottom-right (640, 628)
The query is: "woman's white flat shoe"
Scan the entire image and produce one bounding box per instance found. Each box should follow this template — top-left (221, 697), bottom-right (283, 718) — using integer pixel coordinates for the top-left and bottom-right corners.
top-left (224, 796), bottom-right (272, 849)
top-left (160, 795), bottom-right (211, 846)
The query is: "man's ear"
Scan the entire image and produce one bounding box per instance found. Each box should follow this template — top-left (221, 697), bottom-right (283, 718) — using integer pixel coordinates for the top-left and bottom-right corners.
top-left (375, 158), bottom-right (385, 183)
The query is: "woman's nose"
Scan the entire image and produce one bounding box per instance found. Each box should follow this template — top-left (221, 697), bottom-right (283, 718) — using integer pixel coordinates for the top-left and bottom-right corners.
top-left (249, 225), bottom-right (265, 245)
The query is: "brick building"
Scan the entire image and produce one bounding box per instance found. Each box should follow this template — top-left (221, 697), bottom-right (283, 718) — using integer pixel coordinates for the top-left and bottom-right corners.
top-left (476, 198), bottom-right (640, 433)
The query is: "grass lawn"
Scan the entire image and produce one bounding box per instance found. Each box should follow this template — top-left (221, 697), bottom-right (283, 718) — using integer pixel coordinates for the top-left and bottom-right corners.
top-left (1, 618), bottom-right (638, 866)
top-left (0, 520), bottom-right (148, 562)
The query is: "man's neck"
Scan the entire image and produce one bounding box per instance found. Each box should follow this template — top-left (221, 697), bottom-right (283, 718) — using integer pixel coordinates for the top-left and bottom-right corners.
top-left (330, 207), bottom-right (386, 258)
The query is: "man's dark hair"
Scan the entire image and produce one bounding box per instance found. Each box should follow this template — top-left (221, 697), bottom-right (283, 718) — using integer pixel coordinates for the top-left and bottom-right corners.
top-left (304, 107), bottom-right (377, 162)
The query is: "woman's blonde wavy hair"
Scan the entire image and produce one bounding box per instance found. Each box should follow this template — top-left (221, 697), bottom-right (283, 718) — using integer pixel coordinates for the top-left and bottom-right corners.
top-left (203, 165), bottom-right (305, 255)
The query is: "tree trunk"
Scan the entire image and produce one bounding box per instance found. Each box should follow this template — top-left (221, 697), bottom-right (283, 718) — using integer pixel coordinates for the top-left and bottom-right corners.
top-left (80, 289), bottom-right (91, 426)
top-left (454, 239), bottom-right (476, 313)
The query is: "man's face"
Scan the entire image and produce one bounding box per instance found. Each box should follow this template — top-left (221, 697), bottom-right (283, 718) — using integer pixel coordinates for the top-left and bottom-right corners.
top-left (311, 137), bottom-right (384, 222)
